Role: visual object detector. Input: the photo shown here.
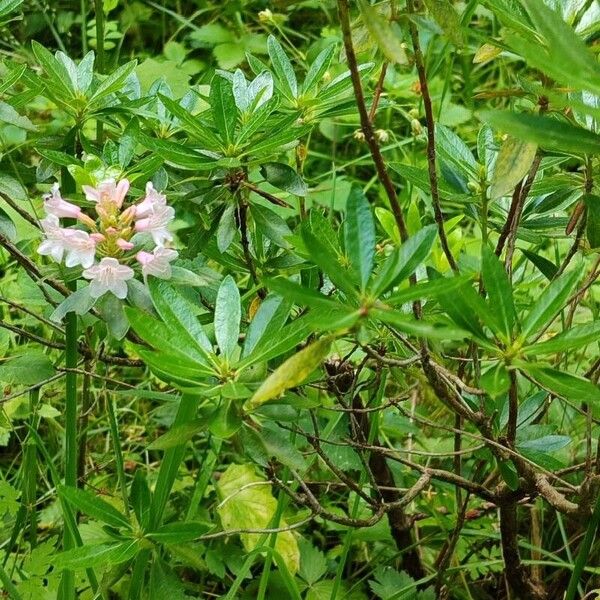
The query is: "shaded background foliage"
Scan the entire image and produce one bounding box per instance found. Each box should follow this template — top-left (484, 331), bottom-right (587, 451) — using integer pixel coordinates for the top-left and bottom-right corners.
top-left (0, 1), bottom-right (600, 599)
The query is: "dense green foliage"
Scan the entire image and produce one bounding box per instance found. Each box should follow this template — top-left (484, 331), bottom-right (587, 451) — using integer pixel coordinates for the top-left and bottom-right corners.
top-left (0, 1), bottom-right (600, 598)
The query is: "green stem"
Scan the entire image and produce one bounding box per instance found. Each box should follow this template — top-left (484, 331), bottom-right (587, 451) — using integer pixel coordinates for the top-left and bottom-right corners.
top-left (94, 0), bottom-right (105, 144)
top-left (24, 389), bottom-right (40, 547)
top-left (256, 427), bottom-right (297, 600)
top-left (565, 492), bottom-right (600, 600)
top-left (61, 311), bottom-right (78, 600)
top-left (149, 395), bottom-right (198, 529)
top-left (80, 0), bottom-right (88, 55)
top-left (107, 394), bottom-right (130, 518)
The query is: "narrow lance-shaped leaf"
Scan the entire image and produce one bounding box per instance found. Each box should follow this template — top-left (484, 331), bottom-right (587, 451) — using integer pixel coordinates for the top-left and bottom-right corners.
top-left (521, 269), bottom-right (580, 339)
top-left (267, 35), bottom-right (298, 100)
top-left (516, 361), bottom-right (600, 407)
top-left (481, 245), bottom-right (517, 340)
top-left (214, 275), bottom-right (241, 359)
top-left (481, 111), bottom-right (600, 155)
top-left (58, 486), bottom-right (131, 529)
top-left (344, 186), bottom-right (375, 290)
top-left (371, 224), bottom-right (437, 297)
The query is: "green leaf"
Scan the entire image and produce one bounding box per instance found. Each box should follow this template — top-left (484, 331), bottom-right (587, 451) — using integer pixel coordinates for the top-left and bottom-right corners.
top-left (480, 362), bottom-right (510, 398)
top-left (260, 162), bottom-right (307, 197)
top-left (521, 269), bottom-right (580, 339)
top-left (298, 539), bottom-right (327, 586)
top-left (498, 460), bottom-right (520, 491)
top-left (520, 249), bottom-right (558, 280)
top-left (0, 352), bottom-right (55, 385)
top-left (0, 100), bottom-right (35, 130)
top-left (216, 463), bottom-right (300, 574)
top-left (302, 225), bottom-right (357, 298)
top-left (217, 204), bottom-right (237, 252)
top-left (481, 111), bottom-right (600, 155)
top-left (87, 60), bottom-right (137, 106)
top-left (148, 279), bottom-right (213, 355)
top-left (344, 186), bottom-right (375, 290)
top-left (481, 245), bottom-right (516, 339)
top-left (517, 362), bottom-right (600, 405)
top-left (126, 307), bottom-right (214, 371)
top-left (517, 435), bottom-right (571, 454)
top-left (147, 521), bottom-right (211, 544)
top-left (243, 294), bottom-right (290, 357)
top-left (435, 282), bottom-right (497, 347)
top-left (210, 76), bottom-right (237, 144)
top-left (54, 541), bottom-right (139, 571)
top-left (264, 277), bottom-right (345, 312)
top-left (0, 0), bottom-right (23, 20)
top-left (371, 224), bottom-right (437, 296)
top-left (251, 203), bottom-right (293, 249)
top-left (423, 0), bottom-right (463, 47)
top-left (583, 194), bottom-right (600, 249)
top-left (242, 422), bottom-right (307, 471)
top-left (214, 275), bottom-right (241, 359)
top-left (519, 0), bottom-right (600, 93)
top-left (157, 93), bottom-right (222, 149)
top-left (147, 418), bottom-right (208, 450)
top-left (371, 309), bottom-right (470, 341)
top-left (245, 336), bottom-right (332, 411)
top-left (0, 206), bottom-right (16, 242)
top-left (358, 0), bottom-right (407, 64)
top-left (96, 293), bottom-right (129, 340)
top-left (31, 40), bottom-right (75, 97)
top-left (267, 35), bottom-right (298, 100)
top-left (59, 486), bottom-right (131, 529)
top-left (50, 286), bottom-right (96, 322)
top-left (435, 124), bottom-right (479, 180)
top-left (303, 45), bottom-right (335, 94)
top-left (489, 137), bottom-right (537, 199)
top-left (523, 320), bottom-right (600, 356)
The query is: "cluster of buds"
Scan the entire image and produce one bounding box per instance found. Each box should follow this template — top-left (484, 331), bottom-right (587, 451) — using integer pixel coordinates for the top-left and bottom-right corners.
top-left (38, 178), bottom-right (177, 300)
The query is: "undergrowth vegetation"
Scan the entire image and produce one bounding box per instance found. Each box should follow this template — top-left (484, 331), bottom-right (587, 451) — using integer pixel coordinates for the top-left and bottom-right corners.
top-left (0, 0), bottom-right (600, 598)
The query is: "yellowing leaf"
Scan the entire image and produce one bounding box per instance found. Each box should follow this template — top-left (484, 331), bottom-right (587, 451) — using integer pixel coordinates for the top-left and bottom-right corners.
top-left (357, 0), bottom-right (407, 65)
top-left (244, 336), bottom-right (333, 411)
top-left (489, 136), bottom-right (537, 199)
top-left (216, 464), bottom-right (300, 574)
top-left (473, 43), bottom-right (502, 64)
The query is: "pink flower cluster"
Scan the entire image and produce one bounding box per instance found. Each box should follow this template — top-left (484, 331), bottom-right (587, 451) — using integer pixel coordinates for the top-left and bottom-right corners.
top-left (38, 179), bottom-right (178, 299)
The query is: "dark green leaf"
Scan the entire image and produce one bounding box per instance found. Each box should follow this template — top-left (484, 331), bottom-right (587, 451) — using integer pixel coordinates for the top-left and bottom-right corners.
top-left (344, 186), bottom-right (375, 290)
top-left (59, 486), bottom-right (131, 529)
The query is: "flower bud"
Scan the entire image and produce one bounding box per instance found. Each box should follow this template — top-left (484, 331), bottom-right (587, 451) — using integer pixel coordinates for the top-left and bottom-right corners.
top-left (375, 129), bottom-right (389, 142)
top-left (353, 129), bottom-right (366, 142)
top-left (410, 119), bottom-right (423, 136)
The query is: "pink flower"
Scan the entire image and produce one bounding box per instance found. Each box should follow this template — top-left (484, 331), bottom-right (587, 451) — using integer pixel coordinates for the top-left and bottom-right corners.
top-left (116, 238), bottom-right (134, 251)
top-left (38, 215), bottom-right (67, 263)
top-left (136, 247), bottom-right (178, 279)
top-left (83, 257), bottom-right (134, 299)
top-left (134, 182), bottom-right (167, 219)
top-left (43, 183), bottom-right (82, 219)
top-left (83, 178), bottom-right (130, 209)
top-left (62, 229), bottom-right (97, 268)
top-left (134, 203), bottom-right (175, 246)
